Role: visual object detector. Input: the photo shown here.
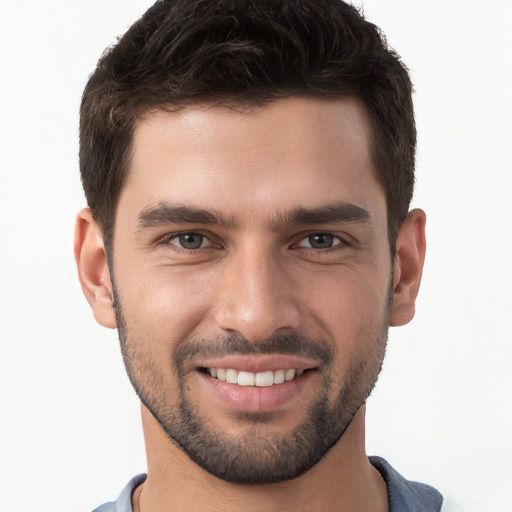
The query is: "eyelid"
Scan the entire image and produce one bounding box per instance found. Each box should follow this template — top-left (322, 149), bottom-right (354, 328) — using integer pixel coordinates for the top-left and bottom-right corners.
top-left (158, 230), bottom-right (220, 250)
top-left (168, 233), bottom-right (210, 248)
top-left (154, 229), bottom-right (352, 252)
top-left (294, 232), bottom-right (351, 249)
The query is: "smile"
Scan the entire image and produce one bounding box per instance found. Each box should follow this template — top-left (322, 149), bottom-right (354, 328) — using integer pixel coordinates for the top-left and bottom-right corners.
top-left (205, 368), bottom-right (305, 387)
top-left (198, 361), bottom-right (316, 413)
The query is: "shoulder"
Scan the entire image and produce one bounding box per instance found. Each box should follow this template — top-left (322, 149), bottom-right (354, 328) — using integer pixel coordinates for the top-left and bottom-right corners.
top-left (92, 503), bottom-right (115, 512)
top-left (91, 474), bottom-right (147, 512)
top-left (370, 456), bottom-right (443, 512)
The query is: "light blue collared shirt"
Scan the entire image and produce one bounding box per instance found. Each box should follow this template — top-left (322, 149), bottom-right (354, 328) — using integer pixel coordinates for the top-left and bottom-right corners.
top-left (92, 456), bottom-right (443, 512)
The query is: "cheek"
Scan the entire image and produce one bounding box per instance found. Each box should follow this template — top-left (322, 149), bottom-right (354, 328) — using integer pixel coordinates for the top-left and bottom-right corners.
top-left (300, 268), bottom-right (389, 350)
top-left (117, 266), bottom-right (215, 350)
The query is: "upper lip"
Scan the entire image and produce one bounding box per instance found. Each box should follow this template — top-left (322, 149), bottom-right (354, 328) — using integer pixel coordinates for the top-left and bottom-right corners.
top-left (197, 354), bottom-right (319, 373)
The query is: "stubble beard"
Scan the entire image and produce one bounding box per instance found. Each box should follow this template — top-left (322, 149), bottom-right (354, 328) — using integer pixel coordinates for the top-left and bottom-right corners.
top-left (112, 285), bottom-right (390, 485)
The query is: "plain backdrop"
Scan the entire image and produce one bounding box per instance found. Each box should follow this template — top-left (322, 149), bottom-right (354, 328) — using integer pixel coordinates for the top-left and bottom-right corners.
top-left (0, 1), bottom-right (511, 511)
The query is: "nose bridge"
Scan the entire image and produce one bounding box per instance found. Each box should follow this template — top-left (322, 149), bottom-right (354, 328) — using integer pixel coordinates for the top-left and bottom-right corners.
top-left (214, 239), bottom-right (300, 341)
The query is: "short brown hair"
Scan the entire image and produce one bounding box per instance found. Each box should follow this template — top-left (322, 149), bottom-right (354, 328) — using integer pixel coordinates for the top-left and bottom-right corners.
top-left (80, 0), bottom-right (415, 253)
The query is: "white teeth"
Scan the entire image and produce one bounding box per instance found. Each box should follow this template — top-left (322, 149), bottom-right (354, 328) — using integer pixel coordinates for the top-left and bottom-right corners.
top-left (238, 371), bottom-right (255, 386)
top-left (206, 367), bottom-right (305, 387)
top-left (226, 369), bottom-right (238, 384)
top-left (285, 369), bottom-right (296, 381)
top-left (255, 371), bottom-right (274, 387)
top-left (273, 369), bottom-right (285, 385)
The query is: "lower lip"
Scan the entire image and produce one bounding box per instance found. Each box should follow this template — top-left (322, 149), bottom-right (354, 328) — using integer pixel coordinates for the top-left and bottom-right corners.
top-left (198, 371), bottom-right (313, 413)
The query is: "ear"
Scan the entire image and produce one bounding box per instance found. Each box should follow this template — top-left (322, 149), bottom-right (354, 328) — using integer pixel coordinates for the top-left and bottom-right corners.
top-left (389, 209), bottom-right (427, 327)
top-left (74, 208), bottom-right (117, 329)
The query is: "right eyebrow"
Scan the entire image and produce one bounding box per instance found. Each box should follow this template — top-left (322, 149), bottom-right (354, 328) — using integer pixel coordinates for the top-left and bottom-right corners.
top-left (137, 203), bottom-right (236, 229)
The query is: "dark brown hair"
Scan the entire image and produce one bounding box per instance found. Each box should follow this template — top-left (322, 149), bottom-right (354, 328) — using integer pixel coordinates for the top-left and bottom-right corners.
top-left (80, 0), bottom-right (416, 253)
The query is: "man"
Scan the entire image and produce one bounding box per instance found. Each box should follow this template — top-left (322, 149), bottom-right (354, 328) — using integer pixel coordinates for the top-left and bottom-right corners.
top-left (74, 0), bottom-right (440, 510)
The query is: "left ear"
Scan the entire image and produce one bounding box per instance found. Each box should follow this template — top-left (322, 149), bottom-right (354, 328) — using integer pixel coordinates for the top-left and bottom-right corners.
top-left (389, 209), bottom-right (427, 327)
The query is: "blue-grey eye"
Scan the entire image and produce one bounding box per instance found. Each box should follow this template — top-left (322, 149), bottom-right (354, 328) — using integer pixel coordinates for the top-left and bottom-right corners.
top-left (172, 233), bottom-right (206, 250)
top-left (299, 233), bottom-right (340, 249)
top-left (309, 233), bottom-right (334, 249)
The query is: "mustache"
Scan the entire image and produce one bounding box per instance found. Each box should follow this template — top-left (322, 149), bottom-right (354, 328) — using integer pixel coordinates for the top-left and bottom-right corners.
top-left (174, 333), bottom-right (333, 367)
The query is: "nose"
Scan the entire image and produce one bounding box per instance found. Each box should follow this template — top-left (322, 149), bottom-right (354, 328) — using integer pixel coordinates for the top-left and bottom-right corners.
top-left (213, 243), bottom-right (301, 342)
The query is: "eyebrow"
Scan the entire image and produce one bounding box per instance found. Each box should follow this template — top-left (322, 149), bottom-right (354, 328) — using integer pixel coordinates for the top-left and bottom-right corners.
top-left (136, 201), bottom-right (370, 230)
top-left (280, 202), bottom-right (370, 228)
top-left (137, 203), bottom-right (234, 229)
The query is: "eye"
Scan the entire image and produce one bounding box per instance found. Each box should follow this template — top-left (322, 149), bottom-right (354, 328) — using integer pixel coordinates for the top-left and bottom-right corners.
top-left (297, 233), bottom-right (344, 249)
top-left (168, 232), bottom-right (210, 250)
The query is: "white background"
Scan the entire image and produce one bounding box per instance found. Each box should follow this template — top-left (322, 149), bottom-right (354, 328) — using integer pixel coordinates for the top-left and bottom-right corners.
top-left (0, 1), bottom-right (511, 511)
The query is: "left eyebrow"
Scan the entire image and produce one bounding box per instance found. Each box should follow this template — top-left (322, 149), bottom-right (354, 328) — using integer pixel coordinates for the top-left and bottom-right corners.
top-left (275, 202), bottom-right (371, 229)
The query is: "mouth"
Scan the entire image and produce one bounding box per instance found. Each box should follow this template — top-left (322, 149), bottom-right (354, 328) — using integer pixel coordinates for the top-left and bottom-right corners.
top-left (195, 355), bottom-right (320, 413)
top-left (202, 367), bottom-right (307, 387)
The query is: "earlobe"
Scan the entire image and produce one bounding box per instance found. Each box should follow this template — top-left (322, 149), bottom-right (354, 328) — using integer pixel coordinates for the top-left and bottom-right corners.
top-left (74, 208), bottom-right (117, 329)
top-left (389, 209), bottom-right (427, 327)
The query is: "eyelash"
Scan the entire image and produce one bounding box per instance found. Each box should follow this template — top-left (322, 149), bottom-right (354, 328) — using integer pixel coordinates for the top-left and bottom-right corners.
top-left (160, 231), bottom-right (218, 252)
top-left (158, 231), bottom-right (351, 253)
top-left (295, 233), bottom-right (349, 251)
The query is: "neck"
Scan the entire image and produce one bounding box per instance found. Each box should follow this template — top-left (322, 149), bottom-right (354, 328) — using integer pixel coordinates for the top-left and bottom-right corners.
top-left (133, 405), bottom-right (388, 512)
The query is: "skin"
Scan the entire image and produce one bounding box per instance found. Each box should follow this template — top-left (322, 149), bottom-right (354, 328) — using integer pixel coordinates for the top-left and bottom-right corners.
top-left (75, 97), bottom-right (426, 511)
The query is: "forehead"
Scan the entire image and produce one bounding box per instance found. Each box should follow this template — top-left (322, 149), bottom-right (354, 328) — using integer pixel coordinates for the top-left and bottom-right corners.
top-left (119, 97), bottom-right (384, 226)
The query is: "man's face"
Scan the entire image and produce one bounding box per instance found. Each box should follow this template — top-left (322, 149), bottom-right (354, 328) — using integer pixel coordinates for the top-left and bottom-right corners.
top-left (110, 98), bottom-right (392, 483)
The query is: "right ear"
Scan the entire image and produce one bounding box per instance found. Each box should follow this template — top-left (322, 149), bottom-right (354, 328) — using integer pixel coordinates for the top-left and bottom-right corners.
top-left (74, 208), bottom-right (117, 328)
